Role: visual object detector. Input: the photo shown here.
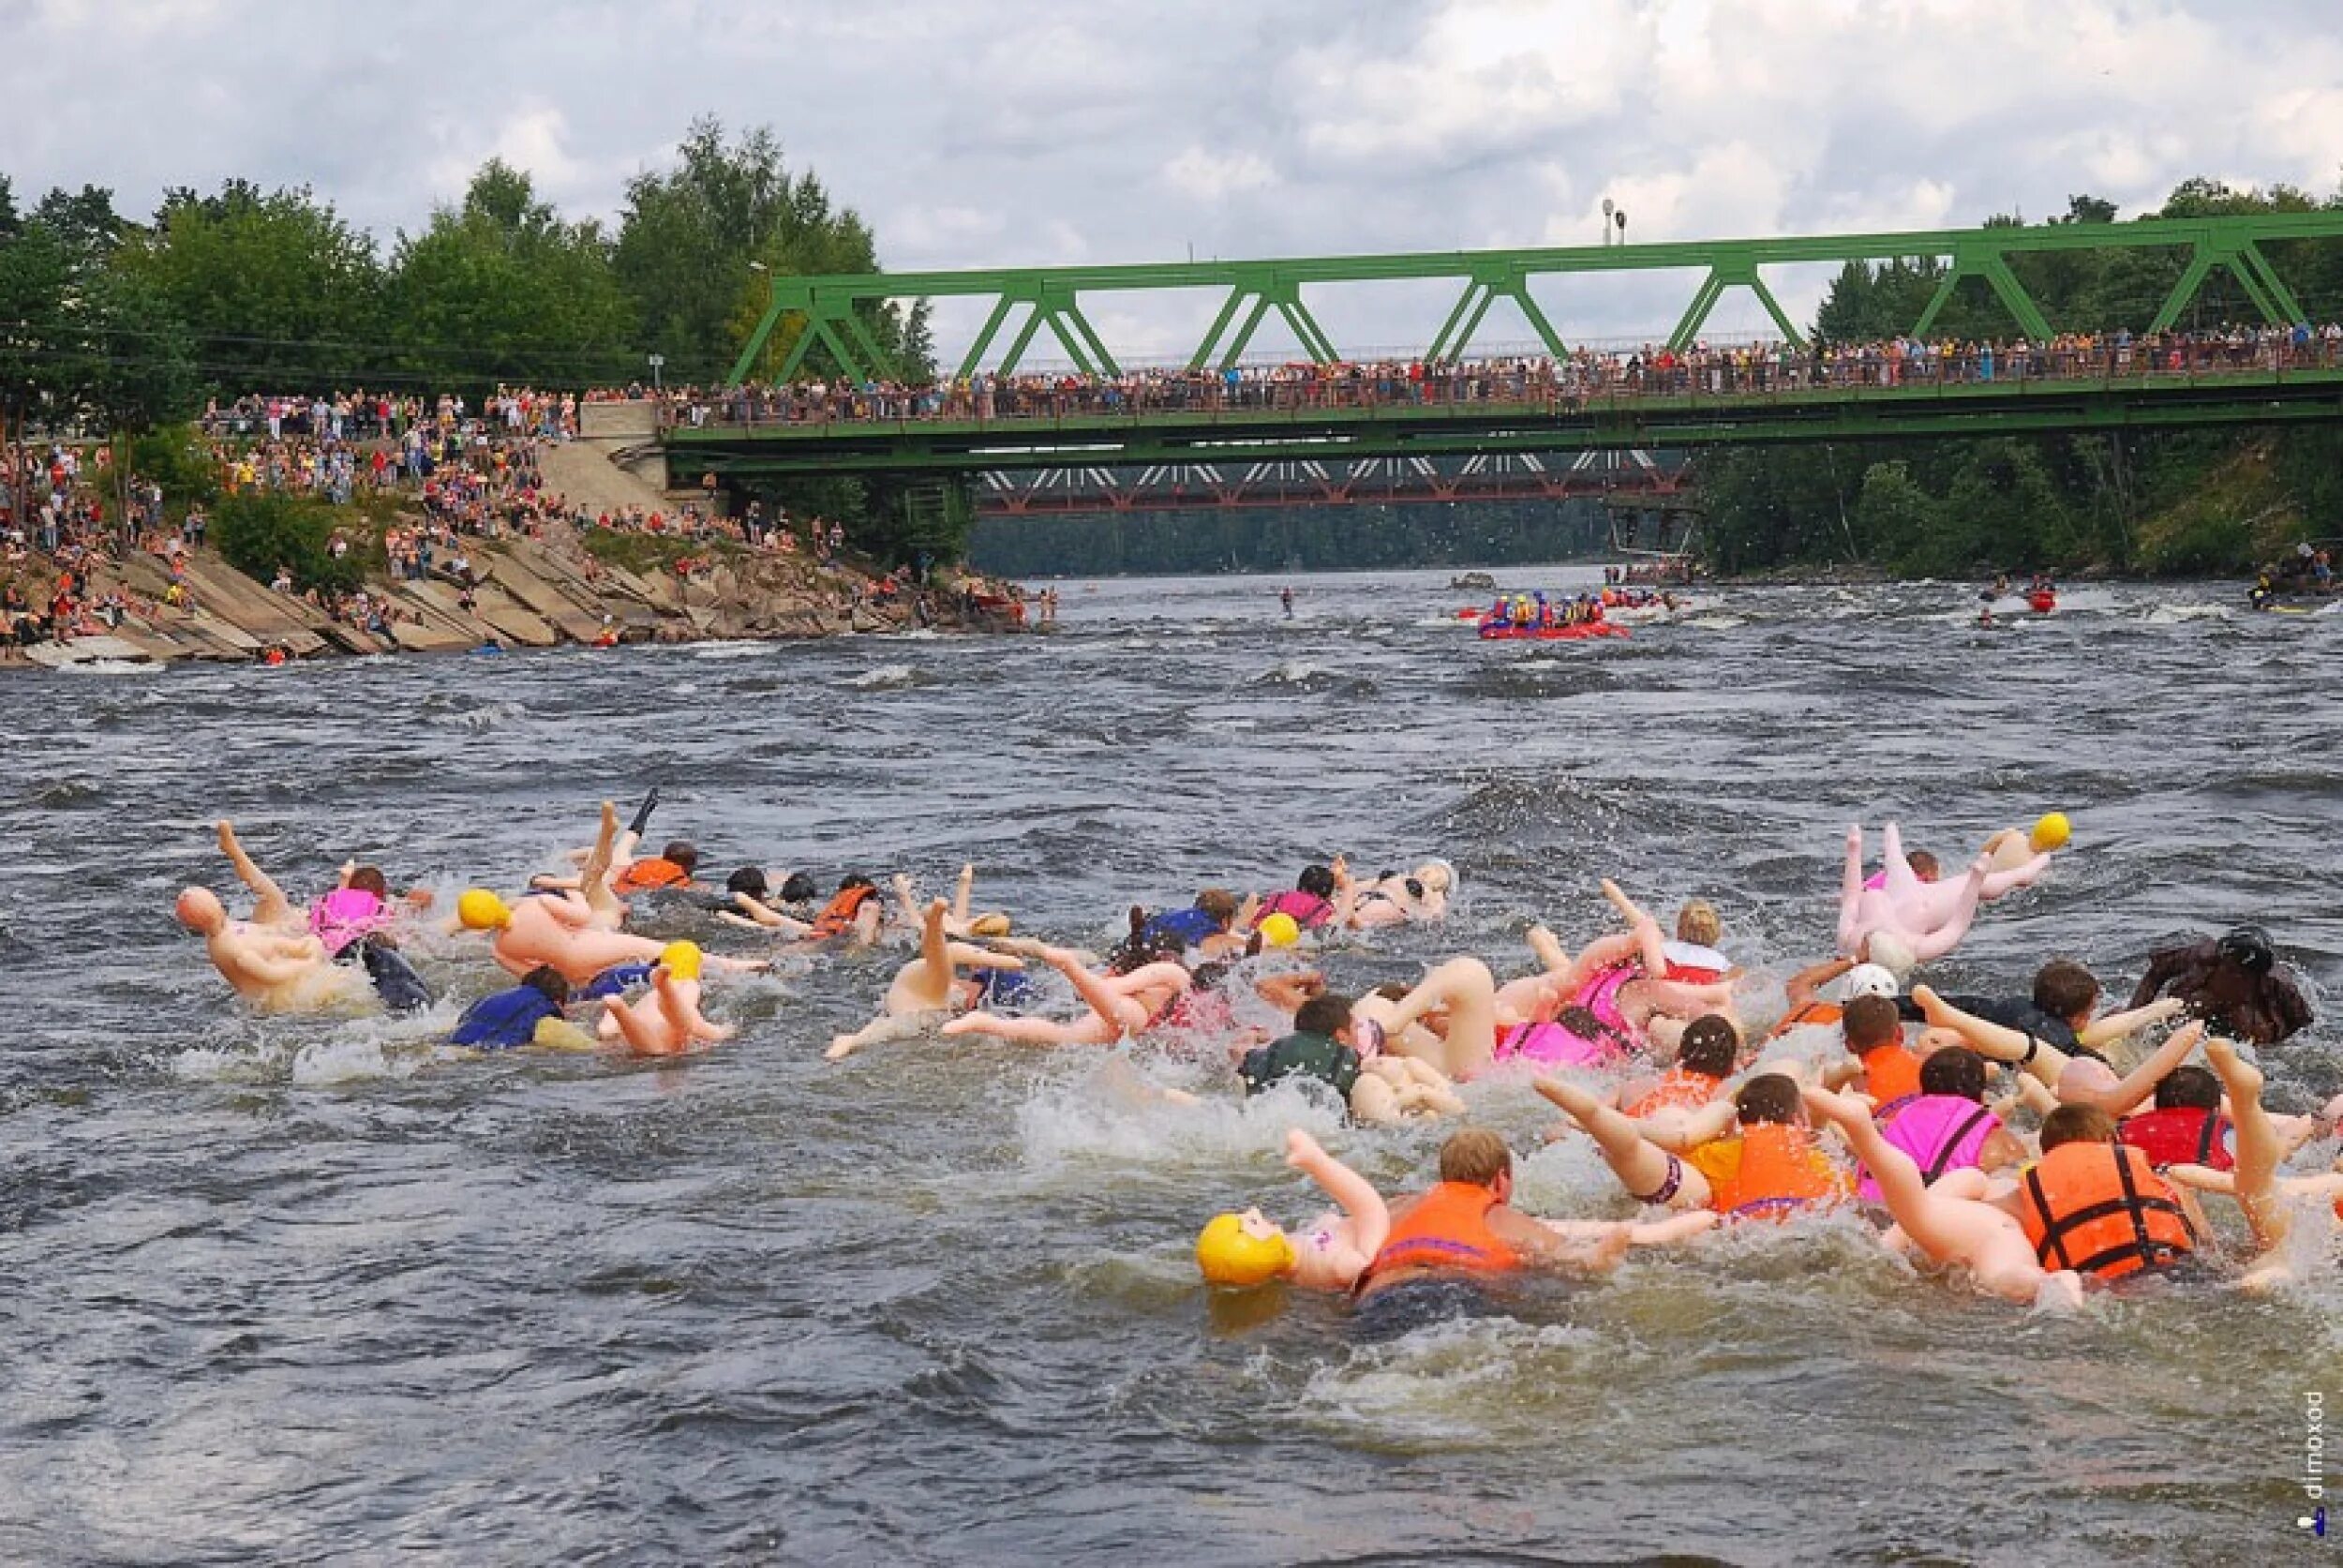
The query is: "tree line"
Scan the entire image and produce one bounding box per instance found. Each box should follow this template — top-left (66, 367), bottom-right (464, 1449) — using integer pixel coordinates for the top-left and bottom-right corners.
top-left (0, 117), bottom-right (930, 447)
top-left (1699, 180), bottom-right (2343, 579)
top-left (970, 497), bottom-right (1615, 577)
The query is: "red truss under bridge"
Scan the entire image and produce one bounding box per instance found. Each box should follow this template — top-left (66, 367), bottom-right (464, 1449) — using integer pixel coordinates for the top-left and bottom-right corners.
top-left (974, 450), bottom-right (1686, 515)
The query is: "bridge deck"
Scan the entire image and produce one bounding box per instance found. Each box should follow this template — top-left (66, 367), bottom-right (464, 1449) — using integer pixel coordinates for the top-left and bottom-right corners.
top-left (669, 364), bottom-right (2343, 476)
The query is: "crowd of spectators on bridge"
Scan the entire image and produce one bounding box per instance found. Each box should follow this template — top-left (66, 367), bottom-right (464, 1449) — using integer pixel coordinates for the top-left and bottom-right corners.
top-left (599, 319), bottom-right (2343, 429)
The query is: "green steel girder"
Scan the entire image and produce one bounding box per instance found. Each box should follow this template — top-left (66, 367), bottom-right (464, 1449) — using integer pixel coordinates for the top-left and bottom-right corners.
top-left (724, 214), bottom-right (2343, 385)
top-left (1188, 274), bottom-right (1340, 369)
top-left (672, 366), bottom-right (2343, 477)
top-left (1426, 260), bottom-right (1570, 361)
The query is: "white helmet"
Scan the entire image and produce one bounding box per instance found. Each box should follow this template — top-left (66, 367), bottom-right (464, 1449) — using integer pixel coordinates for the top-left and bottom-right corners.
top-left (1840, 962), bottom-right (1902, 1000)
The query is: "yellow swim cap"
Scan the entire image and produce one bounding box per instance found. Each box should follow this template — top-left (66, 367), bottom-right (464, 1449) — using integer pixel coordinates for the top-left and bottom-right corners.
top-left (1258, 911), bottom-right (1302, 948)
top-left (457, 889), bottom-right (512, 931)
top-left (2030, 812), bottom-right (2072, 853)
top-left (1195, 1213), bottom-right (1293, 1288)
top-left (659, 940), bottom-right (703, 981)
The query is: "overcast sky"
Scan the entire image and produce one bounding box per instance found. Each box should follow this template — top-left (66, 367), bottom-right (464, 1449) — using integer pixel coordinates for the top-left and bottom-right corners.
top-left (10, 0), bottom-right (2342, 361)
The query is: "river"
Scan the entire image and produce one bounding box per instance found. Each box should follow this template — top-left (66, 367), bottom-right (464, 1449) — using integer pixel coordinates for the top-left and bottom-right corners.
top-left (2, 567), bottom-right (2335, 1565)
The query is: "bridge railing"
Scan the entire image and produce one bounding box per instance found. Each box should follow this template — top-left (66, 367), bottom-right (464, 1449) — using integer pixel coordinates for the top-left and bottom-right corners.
top-left (664, 335), bottom-right (2343, 435)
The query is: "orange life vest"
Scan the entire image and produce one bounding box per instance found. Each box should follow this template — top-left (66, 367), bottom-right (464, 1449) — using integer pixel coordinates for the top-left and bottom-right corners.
top-left (1767, 999), bottom-right (1842, 1039)
top-left (2016, 1142), bottom-right (2197, 1280)
top-left (1716, 1123), bottom-right (1847, 1221)
top-left (810, 883), bottom-right (877, 938)
top-left (1858, 1044), bottom-right (1925, 1107)
top-left (1364, 1181), bottom-right (1522, 1281)
top-left (1624, 1066), bottom-right (1725, 1119)
top-left (613, 857), bottom-right (691, 894)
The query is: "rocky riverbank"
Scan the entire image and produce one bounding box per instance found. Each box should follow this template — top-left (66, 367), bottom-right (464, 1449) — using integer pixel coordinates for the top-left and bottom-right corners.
top-left (4, 529), bottom-right (1016, 671)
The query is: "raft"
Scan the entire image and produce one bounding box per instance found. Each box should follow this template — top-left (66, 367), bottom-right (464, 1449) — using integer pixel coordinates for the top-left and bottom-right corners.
top-left (1477, 620), bottom-right (1629, 641)
top-left (2026, 590), bottom-right (2056, 613)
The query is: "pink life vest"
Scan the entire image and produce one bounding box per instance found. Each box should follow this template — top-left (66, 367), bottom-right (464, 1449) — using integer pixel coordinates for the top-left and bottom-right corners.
top-left (1855, 1094), bottom-right (2002, 1202)
top-left (1574, 963), bottom-right (1637, 1038)
top-left (1493, 1018), bottom-right (1621, 1068)
top-left (1257, 889), bottom-right (1335, 930)
top-left (308, 887), bottom-right (391, 956)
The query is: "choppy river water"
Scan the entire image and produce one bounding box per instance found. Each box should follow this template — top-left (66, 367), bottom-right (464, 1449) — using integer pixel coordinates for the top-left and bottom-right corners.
top-left (2, 567), bottom-right (2336, 1565)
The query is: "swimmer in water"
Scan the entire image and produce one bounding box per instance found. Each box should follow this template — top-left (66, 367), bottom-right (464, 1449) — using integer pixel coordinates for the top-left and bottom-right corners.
top-left (597, 941), bottom-right (732, 1055)
top-left (216, 819), bottom-right (400, 951)
top-left (1336, 858), bottom-right (1455, 929)
top-left (1197, 1128), bottom-right (1713, 1292)
top-left (1239, 991), bottom-right (1465, 1124)
top-left (1798, 1084), bottom-right (2085, 1307)
top-left (450, 965), bottom-right (597, 1053)
top-left (826, 900), bottom-right (1027, 1060)
top-left (943, 933), bottom-right (1191, 1048)
top-left (1912, 984), bottom-right (2200, 1116)
top-left (1594, 882), bottom-right (1737, 982)
top-left (174, 885), bottom-right (366, 1014)
top-left (1136, 889), bottom-right (1248, 960)
top-left (459, 886), bottom-right (763, 989)
top-left (1606, 1014), bottom-right (1744, 1145)
top-left (1481, 901), bottom-right (1739, 1070)
top-left (1351, 1129), bottom-right (1642, 1308)
top-left (2127, 924), bottom-right (2314, 1045)
top-left (1537, 1071), bottom-right (1851, 1222)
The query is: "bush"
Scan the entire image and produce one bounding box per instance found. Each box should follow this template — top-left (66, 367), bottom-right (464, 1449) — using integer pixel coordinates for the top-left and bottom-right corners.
top-left (129, 425), bottom-right (220, 511)
top-left (212, 490), bottom-right (367, 594)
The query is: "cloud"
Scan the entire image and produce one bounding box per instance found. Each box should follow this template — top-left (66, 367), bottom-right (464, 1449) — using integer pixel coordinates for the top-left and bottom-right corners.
top-left (3, 0), bottom-right (2340, 358)
top-left (1161, 148), bottom-right (1277, 201)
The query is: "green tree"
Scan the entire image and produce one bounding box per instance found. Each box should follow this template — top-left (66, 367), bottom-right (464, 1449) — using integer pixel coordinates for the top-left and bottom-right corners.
top-left (32, 184), bottom-right (126, 271)
top-left (211, 489), bottom-right (366, 592)
top-left (114, 180), bottom-right (384, 390)
top-left (616, 117), bottom-right (927, 385)
top-left (0, 217), bottom-right (71, 411)
top-left (1851, 460), bottom-right (1943, 569)
top-left (387, 160), bottom-right (639, 388)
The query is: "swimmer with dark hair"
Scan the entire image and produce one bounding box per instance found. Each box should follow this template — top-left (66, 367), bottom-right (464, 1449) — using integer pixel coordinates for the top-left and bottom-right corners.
top-left (1913, 985), bottom-right (2199, 1115)
top-left (2128, 925), bottom-right (2313, 1044)
top-left (451, 965), bottom-right (594, 1052)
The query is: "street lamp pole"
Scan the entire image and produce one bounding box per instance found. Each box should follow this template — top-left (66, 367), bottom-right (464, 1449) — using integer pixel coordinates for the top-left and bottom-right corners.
top-left (746, 261), bottom-right (778, 381)
top-left (1601, 197), bottom-right (1614, 248)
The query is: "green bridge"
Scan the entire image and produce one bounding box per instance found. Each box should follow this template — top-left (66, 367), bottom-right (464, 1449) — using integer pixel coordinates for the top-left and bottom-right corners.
top-left (665, 213), bottom-right (2343, 492)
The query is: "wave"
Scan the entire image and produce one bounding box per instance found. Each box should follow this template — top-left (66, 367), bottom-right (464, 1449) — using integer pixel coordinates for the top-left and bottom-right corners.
top-left (847, 665), bottom-right (930, 690)
top-left (58, 659), bottom-right (163, 677)
top-left (1251, 659), bottom-right (1377, 695)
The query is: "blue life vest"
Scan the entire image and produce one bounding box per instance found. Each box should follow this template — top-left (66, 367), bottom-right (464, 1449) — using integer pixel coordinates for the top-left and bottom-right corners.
top-left (970, 967), bottom-right (1032, 1009)
top-left (452, 985), bottom-right (560, 1050)
top-left (579, 962), bottom-right (656, 1000)
top-left (1140, 905), bottom-right (1219, 948)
